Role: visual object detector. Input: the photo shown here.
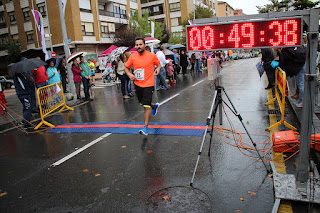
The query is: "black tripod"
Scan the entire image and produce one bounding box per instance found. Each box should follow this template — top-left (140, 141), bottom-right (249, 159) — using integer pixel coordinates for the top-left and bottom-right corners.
top-left (190, 86), bottom-right (271, 186)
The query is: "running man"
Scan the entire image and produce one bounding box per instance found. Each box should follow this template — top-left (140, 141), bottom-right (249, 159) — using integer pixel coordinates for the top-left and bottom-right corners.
top-left (125, 37), bottom-right (161, 135)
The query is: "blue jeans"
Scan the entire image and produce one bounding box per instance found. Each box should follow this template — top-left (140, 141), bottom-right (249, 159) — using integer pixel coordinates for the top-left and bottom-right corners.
top-left (156, 67), bottom-right (168, 90)
top-left (128, 80), bottom-right (132, 94)
top-left (195, 59), bottom-right (201, 71)
top-left (36, 82), bottom-right (48, 89)
top-left (296, 64), bottom-right (305, 102)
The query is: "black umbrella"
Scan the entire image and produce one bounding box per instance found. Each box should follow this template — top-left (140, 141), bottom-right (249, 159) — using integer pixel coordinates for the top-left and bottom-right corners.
top-left (19, 49), bottom-right (45, 61)
top-left (8, 58), bottom-right (47, 76)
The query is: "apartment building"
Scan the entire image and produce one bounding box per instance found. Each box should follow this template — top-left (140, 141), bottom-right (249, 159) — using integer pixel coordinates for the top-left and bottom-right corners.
top-left (140, 0), bottom-right (217, 35)
top-left (217, 1), bottom-right (234, 17)
top-left (234, 9), bottom-right (244, 16)
top-left (0, 0), bottom-right (141, 57)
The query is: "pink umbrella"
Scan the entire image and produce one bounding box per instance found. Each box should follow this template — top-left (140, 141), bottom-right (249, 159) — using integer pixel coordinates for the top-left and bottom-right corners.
top-left (129, 47), bottom-right (137, 53)
top-left (99, 45), bottom-right (118, 57)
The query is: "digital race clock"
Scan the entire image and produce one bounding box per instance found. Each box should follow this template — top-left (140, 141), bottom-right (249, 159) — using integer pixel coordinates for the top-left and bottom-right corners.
top-left (186, 18), bottom-right (302, 51)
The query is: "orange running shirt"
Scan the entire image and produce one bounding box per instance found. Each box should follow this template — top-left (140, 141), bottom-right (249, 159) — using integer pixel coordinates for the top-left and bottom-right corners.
top-left (125, 51), bottom-right (160, 88)
top-left (228, 50), bottom-right (233, 56)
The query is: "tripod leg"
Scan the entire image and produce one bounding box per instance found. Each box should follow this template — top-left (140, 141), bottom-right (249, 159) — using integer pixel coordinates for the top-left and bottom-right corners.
top-left (221, 87), bottom-right (271, 173)
top-left (190, 89), bottom-right (218, 186)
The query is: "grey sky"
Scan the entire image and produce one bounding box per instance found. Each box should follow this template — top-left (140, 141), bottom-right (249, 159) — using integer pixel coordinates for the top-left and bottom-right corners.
top-left (223, 0), bottom-right (270, 15)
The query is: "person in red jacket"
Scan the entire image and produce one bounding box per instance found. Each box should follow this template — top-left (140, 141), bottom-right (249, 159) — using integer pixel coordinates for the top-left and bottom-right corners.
top-left (32, 57), bottom-right (48, 89)
top-left (72, 58), bottom-right (82, 100)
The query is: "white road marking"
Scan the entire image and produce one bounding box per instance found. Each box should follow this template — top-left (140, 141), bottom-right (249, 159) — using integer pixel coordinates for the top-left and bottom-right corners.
top-left (192, 80), bottom-right (205, 87)
top-left (159, 93), bottom-right (180, 106)
top-left (51, 133), bottom-right (112, 167)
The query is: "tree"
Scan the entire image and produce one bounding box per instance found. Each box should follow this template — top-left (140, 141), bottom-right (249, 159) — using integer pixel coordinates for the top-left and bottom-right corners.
top-left (182, 5), bottom-right (214, 26)
top-left (0, 39), bottom-right (21, 75)
top-left (130, 11), bottom-right (167, 42)
top-left (257, 0), bottom-right (319, 13)
top-left (292, 0), bottom-right (320, 10)
top-left (113, 25), bottom-right (138, 47)
top-left (168, 32), bottom-right (186, 45)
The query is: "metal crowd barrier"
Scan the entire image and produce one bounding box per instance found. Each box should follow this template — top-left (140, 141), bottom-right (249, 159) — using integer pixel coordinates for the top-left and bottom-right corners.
top-left (265, 68), bottom-right (297, 131)
top-left (34, 82), bottom-right (74, 130)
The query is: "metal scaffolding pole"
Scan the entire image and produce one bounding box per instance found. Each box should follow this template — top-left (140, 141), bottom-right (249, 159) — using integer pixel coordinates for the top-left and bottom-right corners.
top-left (296, 8), bottom-right (319, 189)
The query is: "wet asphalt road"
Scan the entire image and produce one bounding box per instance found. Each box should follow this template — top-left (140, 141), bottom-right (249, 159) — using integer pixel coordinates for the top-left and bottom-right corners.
top-left (1, 57), bottom-right (276, 212)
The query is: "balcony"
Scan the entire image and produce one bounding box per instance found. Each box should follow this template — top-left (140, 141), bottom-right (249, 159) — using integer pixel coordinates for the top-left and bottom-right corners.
top-left (99, 10), bottom-right (127, 19)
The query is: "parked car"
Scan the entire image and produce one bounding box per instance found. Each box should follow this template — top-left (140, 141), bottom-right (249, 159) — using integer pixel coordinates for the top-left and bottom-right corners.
top-left (0, 76), bottom-right (14, 89)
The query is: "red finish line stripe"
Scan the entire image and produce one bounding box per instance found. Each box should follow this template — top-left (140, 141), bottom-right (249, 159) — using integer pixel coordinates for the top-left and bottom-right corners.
top-left (55, 124), bottom-right (207, 130)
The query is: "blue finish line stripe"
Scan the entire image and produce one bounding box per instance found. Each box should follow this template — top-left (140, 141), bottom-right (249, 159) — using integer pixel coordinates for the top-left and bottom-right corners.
top-left (46, 122), bottom-right (207, 136)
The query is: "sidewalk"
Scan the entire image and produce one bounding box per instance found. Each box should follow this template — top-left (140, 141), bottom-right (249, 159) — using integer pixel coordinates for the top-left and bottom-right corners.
top-left (0, 72), bottom-right (104, 132)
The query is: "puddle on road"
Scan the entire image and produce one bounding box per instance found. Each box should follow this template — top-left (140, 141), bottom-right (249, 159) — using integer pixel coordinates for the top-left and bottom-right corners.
top-left (146, 186), bottom-right (212, 212)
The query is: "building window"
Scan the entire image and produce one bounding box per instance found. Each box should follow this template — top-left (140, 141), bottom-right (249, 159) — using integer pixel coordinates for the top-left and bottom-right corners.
top-left (101, 22), bottom-right (115, 38)
top-left (8, 12), bottom-right (16, 25)
top-left (23, 8), bottom-right (31, 22)
top-left (0, 13), bottom-right (6, 28)
top-left (6, 0), bottom-right (12, 3)
top-left (26, 32), bottom-right (34, 44)
top-left (81, 22), bottom-right (94, 36)
top-left (170, 3), bottom-right (180, 12)
top-left (0, 35), bottom-right (8, 50)
top-left (171, 18), bottom-right (181, 27)
top-left (38, 3), bottom-right (46, 17)
top-left (131, 9), bottom-right (136, 17)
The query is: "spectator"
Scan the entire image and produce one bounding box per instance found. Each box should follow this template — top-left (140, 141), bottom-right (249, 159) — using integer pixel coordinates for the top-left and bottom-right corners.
top-left (261, 48), bottom-right (275, 90)
top-left (47, 60), bottom-right (61, 85)
top-left (0, 83), bottom-right (6, 114)
top-left (58, 57), bottom-right (68, 92)
top-left (124, 52), bottom-right (133, 96)
top-left (190, 53), bottom-right (196, 74)
top-left (180, 50), bottom-right (188, 76)
top-left (32, 57), bottom-right (48, 89)
top-left (166, 58), bottom-right (175, 84)
top-left (155, 46), bottom-right (170, 91)
top-left (13, 72), bottom-right (34, 128)
top-left (279, 47), bottom-right (306, 108)
top-left (117, 54), bottom-right (130, 99)
top-left (195, 52), bottom-right (201, 72)
top-left (79, 56), bottom-right (92, 101)
top-left (87, 59), bottom-right (96, 86)
top-left (72, 58), bottom-right (82, 100)
top-left (173, 49), bottom-right (180, 65)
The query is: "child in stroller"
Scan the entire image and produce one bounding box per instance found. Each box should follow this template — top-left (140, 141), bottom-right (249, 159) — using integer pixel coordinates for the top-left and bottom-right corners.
top-left (102, 66), bottom-right (116, 83)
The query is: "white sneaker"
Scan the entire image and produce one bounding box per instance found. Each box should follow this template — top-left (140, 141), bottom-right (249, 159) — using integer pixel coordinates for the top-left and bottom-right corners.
top-left (296, 101), bottom-right (303, 108)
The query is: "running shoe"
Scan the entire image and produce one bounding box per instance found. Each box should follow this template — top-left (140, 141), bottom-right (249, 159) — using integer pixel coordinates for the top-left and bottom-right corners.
top-left (152, 103), bottom-right (159, 116)
top-left (139, 126), bottom-right (148, 136)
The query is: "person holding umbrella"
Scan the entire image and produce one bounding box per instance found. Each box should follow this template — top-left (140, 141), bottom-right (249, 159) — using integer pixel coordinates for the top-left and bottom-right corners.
top-left (79, 56), bottom-right (92, 101)
top-left (9, 58), bottom-right (47, 128)
top-left (58, 57), bottom-right (68, 92)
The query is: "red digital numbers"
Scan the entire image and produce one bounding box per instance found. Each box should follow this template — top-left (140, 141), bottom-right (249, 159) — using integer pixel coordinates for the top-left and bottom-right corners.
top-left (187, 18), bottom-right (301, 51)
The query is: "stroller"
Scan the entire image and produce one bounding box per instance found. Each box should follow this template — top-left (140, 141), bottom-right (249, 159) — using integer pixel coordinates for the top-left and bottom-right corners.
top-left (102, 67), bottom-right (116, 83)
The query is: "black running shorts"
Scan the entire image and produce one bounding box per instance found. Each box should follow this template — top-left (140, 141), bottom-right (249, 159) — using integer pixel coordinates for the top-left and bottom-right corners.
top-left (135, 85), bottom-right (154, 107)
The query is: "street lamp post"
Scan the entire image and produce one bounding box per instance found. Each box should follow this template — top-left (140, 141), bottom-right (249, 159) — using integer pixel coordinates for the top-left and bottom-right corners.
top-left (57, 0), bottom-right (75, 96)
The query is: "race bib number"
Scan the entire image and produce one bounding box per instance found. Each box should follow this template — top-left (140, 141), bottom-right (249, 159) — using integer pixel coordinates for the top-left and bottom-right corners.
top-left (134, 69), bottom-right (144, 80)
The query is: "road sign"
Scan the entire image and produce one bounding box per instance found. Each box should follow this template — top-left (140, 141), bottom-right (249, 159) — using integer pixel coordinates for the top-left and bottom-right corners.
top-left (186, 17), bottom-right (302, 51)
top-left (51, 52), bottom-right (56, 58)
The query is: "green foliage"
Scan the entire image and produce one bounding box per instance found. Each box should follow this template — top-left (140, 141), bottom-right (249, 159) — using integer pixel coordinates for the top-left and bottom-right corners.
top-left (257, 0), bottom-right (319, 13)
top-left (113, 25), bottom-right (138, 47)
top-left (292, 0), bottom-right (320, 10)
top-left (5, 39), bottom-right (21, 61)
top-left (130, 10), bottom-right (167, 41)
top-left (182, 5), bottom-right (214, 26)
top-left (168, 32), bottom-right (186, 45)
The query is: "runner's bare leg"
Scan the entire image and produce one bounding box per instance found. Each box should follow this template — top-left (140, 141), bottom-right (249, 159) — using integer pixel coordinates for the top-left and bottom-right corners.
top-left (144, 107), bottom-right (152, 126)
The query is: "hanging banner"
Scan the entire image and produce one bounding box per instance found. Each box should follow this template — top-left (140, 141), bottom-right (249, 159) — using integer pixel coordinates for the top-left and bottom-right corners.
top-left (31, 10), bottom-right (49, 60)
